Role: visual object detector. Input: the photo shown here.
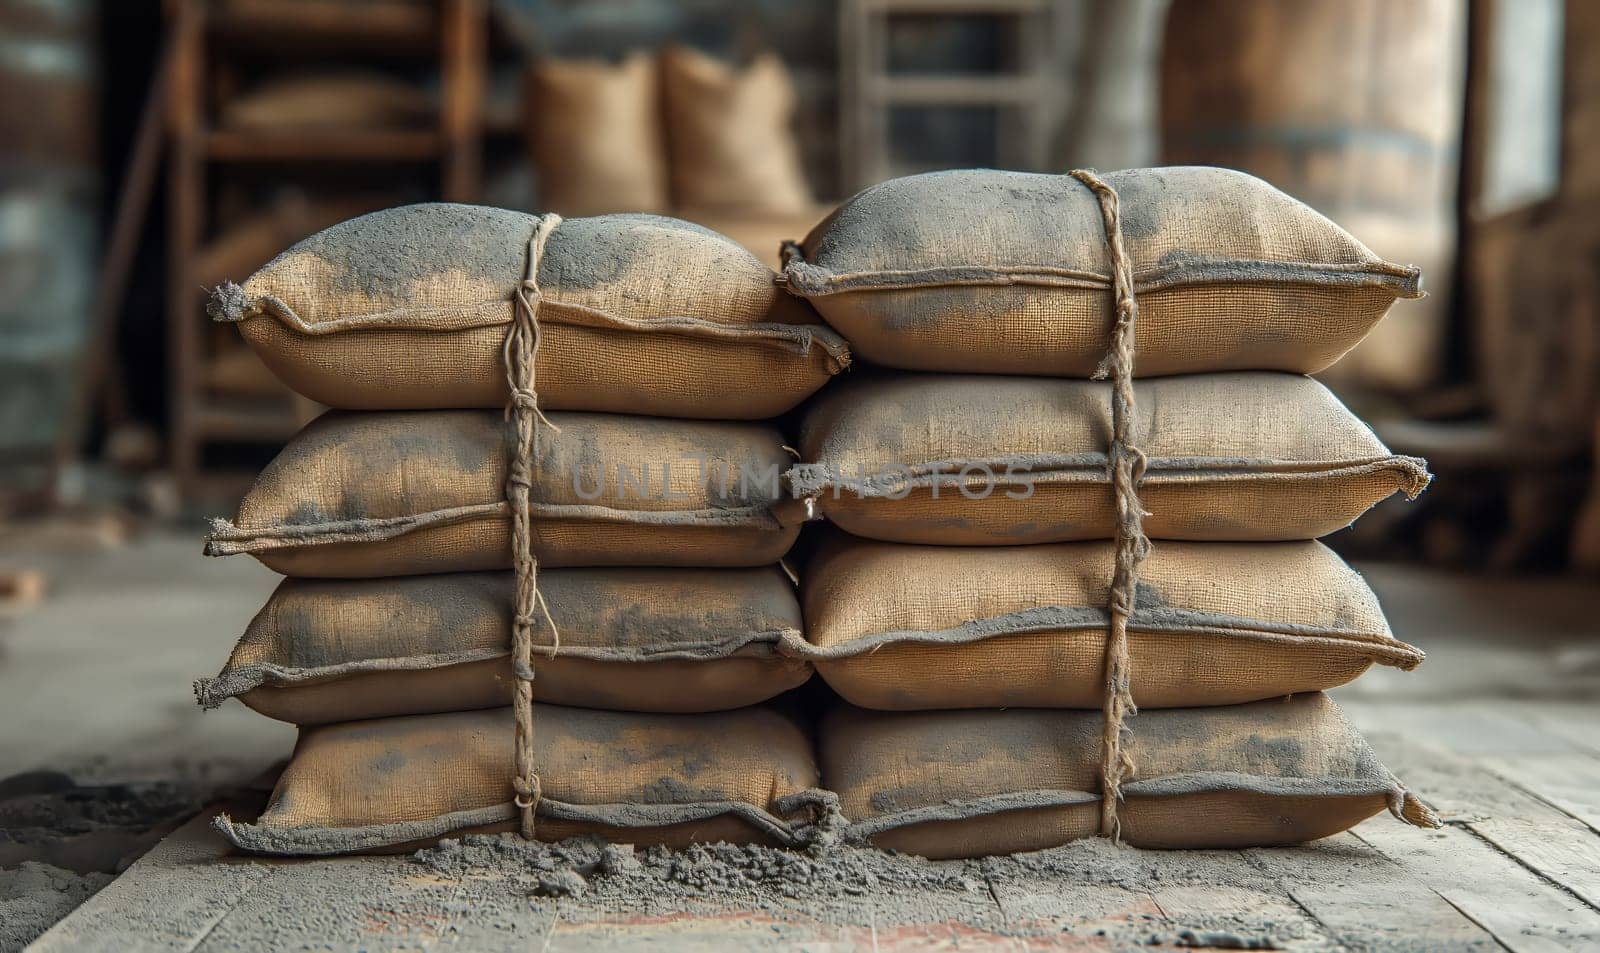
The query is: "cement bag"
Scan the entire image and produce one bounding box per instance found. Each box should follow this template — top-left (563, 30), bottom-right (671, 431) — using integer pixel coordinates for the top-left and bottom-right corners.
top-left (215, 705), bottom-right (827, 855)
top-left (822, 693), bottom-right (1436, 858)
top-left (198, 567), bottom-right (811, 723)
top-left (805, 536), bottom-right (1421, 709)
top-left (782, 167), bottom-right (1421, 376)
top-left (791, 371), bottom-right (1429, 544)
top-left (206, 410), bottom-right (802, 577)
top-left (208, 205), bottom-right (849, 417)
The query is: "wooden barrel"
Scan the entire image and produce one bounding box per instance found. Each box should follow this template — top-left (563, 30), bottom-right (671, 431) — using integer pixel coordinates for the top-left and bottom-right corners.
top-left (1159, 0), bottom-right (1466, 392)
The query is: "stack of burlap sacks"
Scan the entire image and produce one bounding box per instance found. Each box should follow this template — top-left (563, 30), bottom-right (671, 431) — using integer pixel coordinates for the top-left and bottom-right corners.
top-left (778, 167), bottom-right (1439, 854)
top-left (197, 207), bottom-right (850, 853)
top-left (197, 167), bottom-right (1439, 858)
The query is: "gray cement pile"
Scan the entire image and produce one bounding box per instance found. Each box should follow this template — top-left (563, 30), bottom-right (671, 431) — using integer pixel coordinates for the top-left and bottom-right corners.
top-left (0, 771), bottom-right (208, 873)
top-left (0, 769), bottom-right (213, 951)
top-left (0, 862), bottom-right (113, 953)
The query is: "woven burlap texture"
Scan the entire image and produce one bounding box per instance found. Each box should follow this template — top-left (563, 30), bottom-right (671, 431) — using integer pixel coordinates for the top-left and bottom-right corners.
top-left (209, 205), bottom-right (848, 416)
top-left (821, 693), bottom-right (1437, 859)
top-left (214, 705), bottom-right (829, 855)
top-left (205, 409), bottom-right (804, 577)
top-left (804, 535), bottom-right (1422, 710)
top-left (197, 567), bottom-right (809, 724)
top-left (782, 167), bottom-right (1420, 376)
top-left (791, 371), bottom-right (1430, 545)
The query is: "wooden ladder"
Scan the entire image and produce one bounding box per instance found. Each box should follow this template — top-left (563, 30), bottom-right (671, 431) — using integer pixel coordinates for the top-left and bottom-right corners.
top-left (838, 0), bottom-right (1063, 192)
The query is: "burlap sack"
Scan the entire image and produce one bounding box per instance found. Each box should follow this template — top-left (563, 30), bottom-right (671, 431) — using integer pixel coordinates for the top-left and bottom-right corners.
top-left (660, 47), bottom-right (814, 215)
top-left (782, 167), bottom-right (1422, 376)
top-left (805, 536), bottom-right (1420, 709)
top-left (198, 567), bottom-right (810, 724)
top-left (530, 53), bottom-right (670, 216)
top-left (206, 410), bottom-right (803, 577)
top-left (208, 205), bottom-right (849, 415)
top-left (822, 693), bottom-right (1436, 858)
top-left (790, 371), bottom-right (1430, 544)
top-left (215, 705), bottom-right (828, 855)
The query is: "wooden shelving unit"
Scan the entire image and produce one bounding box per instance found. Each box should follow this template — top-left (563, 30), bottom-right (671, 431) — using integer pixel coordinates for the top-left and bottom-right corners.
top-left (839, 0), bottom-right (1062, 192)
top-left (162, 0), bottom-right (487, 498)
top-left (201, 129), bottom-right (447, 162)
top-left (206, 0), bottom-right (439, 51)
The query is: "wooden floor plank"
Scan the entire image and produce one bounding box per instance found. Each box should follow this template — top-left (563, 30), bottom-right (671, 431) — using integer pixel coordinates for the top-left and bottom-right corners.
top-left (1247, 833), bottom-right (1504, 952)
top-left (1365, 728), bottom-right (1600, 911)
top-left (1341, 700), bottom-right (1584, 760)
top-left (1147, 883), bottom-right (1337, 951)
top-left (1503, 701), bottom-right (1600, 757)
top-left (1351, 726), bottom-right (1600, 952)
top-left (979, 844), bottom-right (1342, 950)
top-left (1353, 820), bottom-right (1600, 953)
top-left (983, 875), bottom-right (1159, 928)
top-left (1470, 817), bottom-right (1600, 911)
top-left (1490, 702), bottom-right (1600, 832)
top-left (1480, 752), bottom-right (1600, 835)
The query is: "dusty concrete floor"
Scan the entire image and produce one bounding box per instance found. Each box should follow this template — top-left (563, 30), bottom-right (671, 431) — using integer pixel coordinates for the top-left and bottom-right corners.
top-left (3, 526), bottom-right (1600, 950)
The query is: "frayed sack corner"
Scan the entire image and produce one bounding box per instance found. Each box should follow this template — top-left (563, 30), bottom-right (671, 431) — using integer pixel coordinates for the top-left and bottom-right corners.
top-left (1400, 264), bottom-right (1425, 299)
top-left (192, 677), bottom-right (219, 710)
top-left (201, 518), bottom-right (239, 557)
top-left (1391, 788), bottom-right (1442, 829)
top-left (207, 281), bottom-right (259, 323)
top-left (1398, 456), bottom-right (1434, 499)
top-left (779, 256), bottom-right (835, 297)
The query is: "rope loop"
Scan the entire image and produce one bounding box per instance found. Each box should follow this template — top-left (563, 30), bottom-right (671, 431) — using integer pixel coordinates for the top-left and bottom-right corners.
top-left (512, 775), bottom-right (542, 811)
top-left (1070, 169), bottom-right (1152, 843)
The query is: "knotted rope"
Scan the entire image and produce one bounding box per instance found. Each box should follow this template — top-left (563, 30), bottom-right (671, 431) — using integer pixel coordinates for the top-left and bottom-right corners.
top-left (1069, 169), bottom-right (1151, 841)
top-left (505, 213), bottom-right (563, 839)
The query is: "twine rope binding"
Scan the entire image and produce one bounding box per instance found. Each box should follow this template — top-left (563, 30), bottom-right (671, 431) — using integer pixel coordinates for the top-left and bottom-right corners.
top-left (1069, 169), bottom-right (1152, 842)
top-left (505, 213), bottom-right (564, 839)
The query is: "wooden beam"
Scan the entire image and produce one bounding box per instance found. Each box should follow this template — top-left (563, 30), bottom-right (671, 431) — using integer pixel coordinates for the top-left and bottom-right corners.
top-left (202, 129), bottom-right (443, 162)
top-left (52, 39), bottom-right (172, 488)
top-left (439, 0), bottom-right (486, 203)
top-left (164, 0), bottom-right (205, 493)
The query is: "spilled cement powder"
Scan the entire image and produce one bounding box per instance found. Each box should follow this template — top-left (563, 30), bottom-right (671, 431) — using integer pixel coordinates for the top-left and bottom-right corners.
top-left (415, 834), bottom-right (978, 900)
top-left (0, 862), bottom-right (113, 953)
top-left (403, 834), bottom-right (1324, 950)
